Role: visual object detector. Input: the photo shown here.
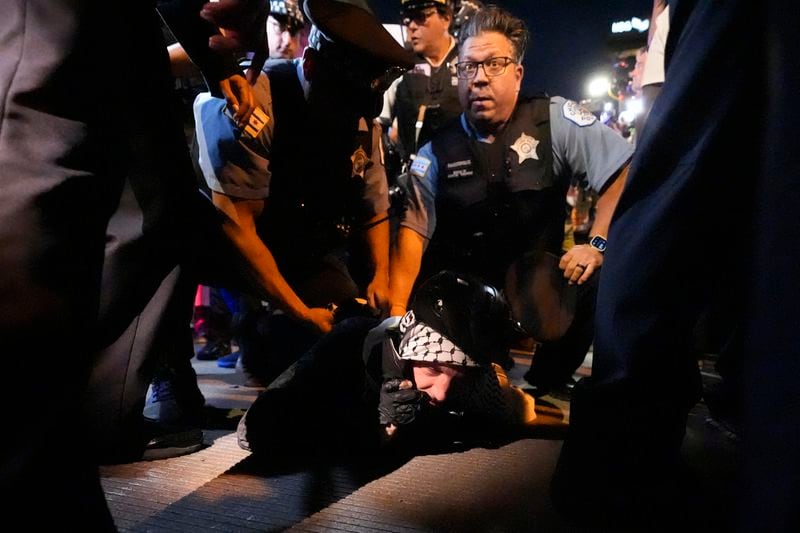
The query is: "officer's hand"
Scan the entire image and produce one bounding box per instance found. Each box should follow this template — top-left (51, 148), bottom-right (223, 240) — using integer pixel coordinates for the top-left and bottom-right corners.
top-left (366, 274), bottom-right (391, 318)
top-left (200, 0), bottom-right (269, 84)
top-left (218, 74), bottom-right (254, 128)
top-left (559, 245), bottom-right (603, 285)
top-left (378, 378), bottom-right (429, 429)
top-left (305, 307), bottom-right (335, 335)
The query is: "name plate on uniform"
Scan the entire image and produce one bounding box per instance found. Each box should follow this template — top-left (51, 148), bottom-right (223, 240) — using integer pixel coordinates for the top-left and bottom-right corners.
top-left (446, 159), bottom-right (473, 179)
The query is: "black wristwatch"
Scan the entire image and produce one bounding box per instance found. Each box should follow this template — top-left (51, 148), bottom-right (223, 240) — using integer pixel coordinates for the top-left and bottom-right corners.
top-left (589, 234), bottom-right (607, 253)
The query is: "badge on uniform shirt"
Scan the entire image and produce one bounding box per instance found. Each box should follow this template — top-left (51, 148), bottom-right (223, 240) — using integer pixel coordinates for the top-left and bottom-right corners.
top-left (510, 132), bottom-right (540, 164)
top-left (351, 147), bottom-right (369, 179)
top-left (562, 100), bottom-right (597, 127)
top-left (410, 156), bottom-right (432, 177)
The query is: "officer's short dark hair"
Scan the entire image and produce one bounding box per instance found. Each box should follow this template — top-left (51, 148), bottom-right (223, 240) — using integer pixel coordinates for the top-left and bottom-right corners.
top-left (458, 5), bottom-right (529, 63)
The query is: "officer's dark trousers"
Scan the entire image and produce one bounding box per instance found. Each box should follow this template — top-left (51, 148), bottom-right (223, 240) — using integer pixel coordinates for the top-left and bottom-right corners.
top-left (552, 1), bottom-right (800, 530)
top-left (0, 1), bottom-right (194, 528)
top-left (83, 171), bottom-right (200, 462)
top-left (524, 273), bottom-right (598, 389)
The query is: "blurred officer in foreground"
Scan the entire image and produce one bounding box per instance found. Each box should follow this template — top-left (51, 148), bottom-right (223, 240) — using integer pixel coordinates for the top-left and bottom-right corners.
top-left (0, 0), bottom-right (267, 526)
top-left (552, 1), bottom-right (800, 530)
top-left (389, 6), bottom-right (632, 392)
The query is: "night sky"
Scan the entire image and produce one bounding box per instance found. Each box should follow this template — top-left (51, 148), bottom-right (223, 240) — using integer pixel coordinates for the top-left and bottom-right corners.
top-left (371, 0), bottom-right (651, 100)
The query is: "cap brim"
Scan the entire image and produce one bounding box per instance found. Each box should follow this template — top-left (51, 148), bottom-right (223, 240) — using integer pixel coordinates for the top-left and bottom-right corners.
top-left (305, 0), bottom-right (415, 69)
top-left (401, 1), bottom-right (442, 14)
top-left (504, 251), bottom-right (577, 342)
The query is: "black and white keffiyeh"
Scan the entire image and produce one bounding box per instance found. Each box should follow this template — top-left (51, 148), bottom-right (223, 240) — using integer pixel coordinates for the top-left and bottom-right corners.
top-left (397, 310), bottom-right (479, 367)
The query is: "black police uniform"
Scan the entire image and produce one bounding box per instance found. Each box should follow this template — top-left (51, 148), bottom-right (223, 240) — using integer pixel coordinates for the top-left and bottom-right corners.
top-left (390, 46), bottom-right (462, 161)
top-left (0, 0), bottom-right (240, 525)
top-left (423, 96), bottom-right (559, 285)
top-left (193, 58), bottom-right (390, 384)
top-left (553, 0), bottom-right (800, 529)
top-left (404, 95), bottom-right (633, 388)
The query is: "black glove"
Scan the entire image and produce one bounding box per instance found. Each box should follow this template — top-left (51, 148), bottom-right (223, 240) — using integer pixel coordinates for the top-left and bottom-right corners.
top-left (378, 378), bottom-right (429, 427)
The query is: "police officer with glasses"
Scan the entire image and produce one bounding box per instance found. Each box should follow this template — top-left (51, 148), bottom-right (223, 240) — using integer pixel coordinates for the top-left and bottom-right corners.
top-left (389, 5), bottom-right (633, 396)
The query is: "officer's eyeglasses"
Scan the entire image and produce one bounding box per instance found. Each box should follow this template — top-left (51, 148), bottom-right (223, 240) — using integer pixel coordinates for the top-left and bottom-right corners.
top-left (402, 8), bottom-right (438, 26)
top-left (455, 56), bottom-right (516, 79)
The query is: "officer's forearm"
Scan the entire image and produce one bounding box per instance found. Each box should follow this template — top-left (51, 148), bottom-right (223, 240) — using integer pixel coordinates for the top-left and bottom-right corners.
top-left (364, 211), bottom-right (391, 282)
top-left (389, 227), bottom-right (425, 316)
top-left (212, 193), bottom-right (312, 323)
top-left (591, 162), bottom-right (629, 238)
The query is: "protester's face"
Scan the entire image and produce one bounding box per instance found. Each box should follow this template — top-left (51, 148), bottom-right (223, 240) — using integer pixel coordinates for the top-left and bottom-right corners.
top-left (411, 363), bottom-right (466, 405)
top-left (403, 8), bottom-right (451, 58)
top-left (267, 15), bottom-right (301, 59)
top-left (458, 31), bottom-right (523, 134)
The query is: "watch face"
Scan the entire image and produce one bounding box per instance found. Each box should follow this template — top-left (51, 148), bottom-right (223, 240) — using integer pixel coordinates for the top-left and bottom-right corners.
top-left (590, 235), bottom-right (607, 252)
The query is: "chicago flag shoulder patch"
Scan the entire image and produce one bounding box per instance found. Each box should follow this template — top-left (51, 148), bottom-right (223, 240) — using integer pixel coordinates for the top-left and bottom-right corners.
top-left (410, 156), bottom-right (432, 177)
top-left (562, 99), bottom-right (597, 127)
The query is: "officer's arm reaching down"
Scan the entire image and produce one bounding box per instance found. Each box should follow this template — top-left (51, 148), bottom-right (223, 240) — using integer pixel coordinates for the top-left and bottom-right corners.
top-left (388, 226), bottom-right (426, 317)
top-left (364, 212), bottom-right (392, 316)
top-left (211, 192), bottom-right (335, 334)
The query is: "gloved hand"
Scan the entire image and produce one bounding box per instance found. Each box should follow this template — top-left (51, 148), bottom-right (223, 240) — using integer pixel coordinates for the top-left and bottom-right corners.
top-left (378, 378), bottom-right (429, 427)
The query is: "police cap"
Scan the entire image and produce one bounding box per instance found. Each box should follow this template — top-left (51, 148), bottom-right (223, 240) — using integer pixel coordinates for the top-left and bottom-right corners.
top-left (304, 0), bottom-right (415, 69)
top-left (270, 0), bottom-right (306, 31)
top-left (400, 0), bottom-right (449, 15)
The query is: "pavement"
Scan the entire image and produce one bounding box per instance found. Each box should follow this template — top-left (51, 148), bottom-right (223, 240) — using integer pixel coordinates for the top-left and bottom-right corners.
top-left (99, 347), bottom-right (737, 532)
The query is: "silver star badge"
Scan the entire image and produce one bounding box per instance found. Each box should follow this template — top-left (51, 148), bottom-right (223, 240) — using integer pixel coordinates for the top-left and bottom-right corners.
top-left (510, 132), bottom-right (540, 164)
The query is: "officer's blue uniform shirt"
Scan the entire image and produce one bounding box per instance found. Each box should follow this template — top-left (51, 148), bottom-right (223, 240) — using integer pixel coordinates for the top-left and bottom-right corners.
top-left (193, 60), bottom-right (390, 216)
top-left (194, 72), bottom-right (275, 200)
top-left (401, 96), bottom-right (635, 240)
